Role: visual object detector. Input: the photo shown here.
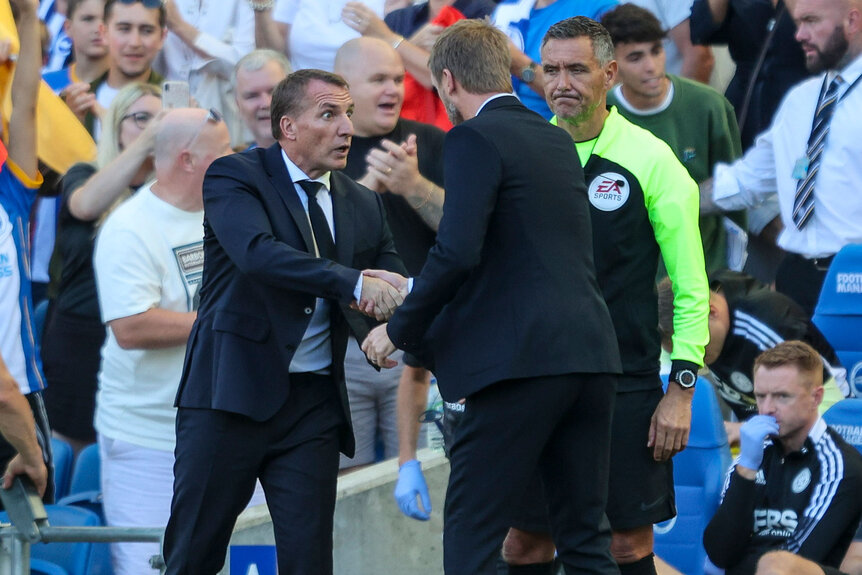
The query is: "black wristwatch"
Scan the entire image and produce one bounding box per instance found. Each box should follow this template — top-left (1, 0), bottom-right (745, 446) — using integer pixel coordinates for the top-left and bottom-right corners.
top-left (519, 61), bottom-right (537, 83)
top-left (670, 360), bottom-right (699, 389)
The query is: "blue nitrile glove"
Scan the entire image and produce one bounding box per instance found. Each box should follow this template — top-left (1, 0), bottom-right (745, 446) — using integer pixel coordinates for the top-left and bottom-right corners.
top-left (393, 459), bottom-right (431, 521)
top-left (738, 415), bottom-right (779, 471)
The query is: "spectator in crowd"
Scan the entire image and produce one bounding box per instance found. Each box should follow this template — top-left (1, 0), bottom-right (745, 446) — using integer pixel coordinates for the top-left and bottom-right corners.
top-left (385, 0), bottom-right (496, 37)
top-left (703, 341), bottom-right (862, 575)
top-left (162, 68), bottom-right (406, 574)
top-left (40, 82), bottom-right (161, 454)
top-left (233, 48), bottom-right (290, 150)
top-left (756, 527), bottom-right (862, 575)
top-left (0, 352), bottom-right (48, 498)
top-left (0, 0), bottom-right (54, 510)
top-left (626, 0), bottom-right (713, 82)
top-left (492, 0), bottom-right (618, 118)
top-left (39, 0), bottom-right (71, 71)
top-left (690, 0), bottom-right (809, 151)
top-left (66, 0), bottom-right (166, 137)
top-left (253, 0), bottom-right (384, 72)
top-left (701, 0), bottom-right (862, 318)
top-left (601, 3), bottom-right (743, 273)
top-left (92, 107), bottom-right (233, 575)
top-left (690, 0), bottom-right (810, 286)
top-left (384, 0), bottom-right (497, 130)
top-left (658, 270), bottom-right (849, 446)
top-left (363, 19), bottom-right (624, 574)
top-left (334, 36), bottom-right (445, 472)
top-left (501, 16), bottom-right (709, 575)
top-left (154, 0), bottom-right (255, 146)
top-left (42, 0), bottom-right (108, 93)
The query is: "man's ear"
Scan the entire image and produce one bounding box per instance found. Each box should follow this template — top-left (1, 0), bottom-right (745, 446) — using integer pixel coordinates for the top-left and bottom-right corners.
top-left (440, 69), bottom-right (456, 98)
top-left (280, 115), bottom-right (295, 141)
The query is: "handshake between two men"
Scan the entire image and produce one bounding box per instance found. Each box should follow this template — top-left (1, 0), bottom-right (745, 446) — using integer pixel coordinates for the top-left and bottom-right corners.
top-left (355, 269), bottom-right (409, 369)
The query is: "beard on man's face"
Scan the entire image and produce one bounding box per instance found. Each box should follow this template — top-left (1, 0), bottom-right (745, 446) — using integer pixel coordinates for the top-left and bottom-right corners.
top-left (805, 26), bottom-right (849, 73)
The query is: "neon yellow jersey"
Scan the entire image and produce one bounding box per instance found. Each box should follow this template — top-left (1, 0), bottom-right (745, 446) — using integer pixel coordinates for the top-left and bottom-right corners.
top-left (552, 107), bottom-right (709, 383)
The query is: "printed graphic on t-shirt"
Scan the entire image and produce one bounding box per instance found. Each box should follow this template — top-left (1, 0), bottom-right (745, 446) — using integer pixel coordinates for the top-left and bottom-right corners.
top-left (173, 241), bottom-right (204, 310)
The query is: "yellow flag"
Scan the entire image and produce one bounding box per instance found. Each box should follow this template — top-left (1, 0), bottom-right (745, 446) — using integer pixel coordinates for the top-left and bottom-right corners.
top-left (0, 0), bottom-right (97, 174)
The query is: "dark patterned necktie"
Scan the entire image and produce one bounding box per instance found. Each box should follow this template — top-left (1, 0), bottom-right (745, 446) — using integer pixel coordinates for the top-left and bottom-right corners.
top-left (793, 77), bottom-right (842, 229)
top-left (299, 180), bottom-right (335, 259)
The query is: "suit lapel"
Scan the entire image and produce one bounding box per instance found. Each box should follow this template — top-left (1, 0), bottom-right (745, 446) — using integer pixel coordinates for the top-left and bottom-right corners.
top-left (330, 172), bottom-right (355, 266)
top-left (262, 144), bottom-right (315, 254)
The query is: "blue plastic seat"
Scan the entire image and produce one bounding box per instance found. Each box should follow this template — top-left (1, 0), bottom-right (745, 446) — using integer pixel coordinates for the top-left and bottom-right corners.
top-left (823, 398), bottom-right (862, 455)
top-left (0, 505), bottom-right (107, 575)
top-left (68, 444), bottom-right (100, 496)
top-left (813, 243), bottom-right (862, 397)
top-left (50, 438), bottom-right (74, 502)
top-left (654, 377), bottom-right (732, 575)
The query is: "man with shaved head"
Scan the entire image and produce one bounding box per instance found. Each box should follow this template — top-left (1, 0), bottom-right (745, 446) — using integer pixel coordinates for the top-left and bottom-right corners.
top-left (702, 0), bottom-right (862, 318)
top-left (333, 37), bottom-right (446, 478)
top-left (92, 107), bottom-right (232, 574)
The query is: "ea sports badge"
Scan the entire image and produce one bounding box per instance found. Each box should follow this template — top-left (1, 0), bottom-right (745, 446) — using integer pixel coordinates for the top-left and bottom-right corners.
top-left (588, 172), bottom-right (630, 211)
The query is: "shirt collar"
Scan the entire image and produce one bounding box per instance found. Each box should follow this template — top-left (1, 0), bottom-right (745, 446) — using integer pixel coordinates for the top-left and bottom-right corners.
top-left (476, 92), bottom-right (516, 115)
top-left (809, 416), bottom-right (827, 444)
top-left (281, 148), bottom-right (332, 191)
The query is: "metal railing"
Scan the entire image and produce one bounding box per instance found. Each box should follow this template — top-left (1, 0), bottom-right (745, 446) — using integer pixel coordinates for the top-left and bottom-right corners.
top-left (0, 477), bottom-right (165, 574)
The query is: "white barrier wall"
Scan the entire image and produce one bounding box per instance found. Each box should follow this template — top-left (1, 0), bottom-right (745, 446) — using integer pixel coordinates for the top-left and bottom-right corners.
top-left (222, 448), bottom-right (449, 575)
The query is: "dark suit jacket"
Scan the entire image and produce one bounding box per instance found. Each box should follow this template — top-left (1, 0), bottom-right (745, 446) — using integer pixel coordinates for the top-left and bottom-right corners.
top-left (386, 95), bottom-right (622, 402)
top-left (175, 143), bottom-right (405, 456)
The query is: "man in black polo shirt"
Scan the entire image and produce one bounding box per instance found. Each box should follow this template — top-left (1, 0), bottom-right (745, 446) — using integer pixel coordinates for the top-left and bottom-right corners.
top-left (334, 36), bottom-right (446, 477)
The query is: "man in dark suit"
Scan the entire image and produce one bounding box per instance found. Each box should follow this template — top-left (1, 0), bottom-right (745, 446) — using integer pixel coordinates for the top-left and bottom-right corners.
top-left (362, 19), bottom-right (623, 575)
top-left (162, 68), bottom-right (408, 575)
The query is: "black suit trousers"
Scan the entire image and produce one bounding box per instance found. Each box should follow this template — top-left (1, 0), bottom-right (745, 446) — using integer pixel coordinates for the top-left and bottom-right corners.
top-left (443, 372), bottom-right (619, 575)
top-left (163, 373), bottom-right (345, 575)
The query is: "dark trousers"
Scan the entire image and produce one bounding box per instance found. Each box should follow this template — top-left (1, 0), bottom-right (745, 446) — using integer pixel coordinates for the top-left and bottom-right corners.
top-left (775, 252), bottom-right (832, 318)
top-left (443, 372), bottom-right (618, 575)
top-left (163, 373), bottom-right (345, 575)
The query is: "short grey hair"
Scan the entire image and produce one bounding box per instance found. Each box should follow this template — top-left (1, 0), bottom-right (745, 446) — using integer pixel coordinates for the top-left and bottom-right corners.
top-left (542, 16), bottom-right (615, 67)
top-left (234, 49), bottom-right (292, 86)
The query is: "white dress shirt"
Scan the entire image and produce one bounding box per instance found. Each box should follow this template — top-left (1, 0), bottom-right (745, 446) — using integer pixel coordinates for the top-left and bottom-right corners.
top-left (280, 150), bottom-right (363, 373)
top-left (712, 53), bottom-right (862, 258)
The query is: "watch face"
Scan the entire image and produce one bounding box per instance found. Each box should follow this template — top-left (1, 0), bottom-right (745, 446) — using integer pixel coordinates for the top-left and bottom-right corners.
top-left (678, 370), bottom-right (697, 387)
top-left (521, 67), bottom-right (535, 83)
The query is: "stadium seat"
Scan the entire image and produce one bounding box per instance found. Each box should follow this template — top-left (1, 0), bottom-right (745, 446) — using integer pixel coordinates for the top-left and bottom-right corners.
top-left (823, 398), bottom-right (862, 455)
top-left (655, 377), bottom-right (732, 575)
top-left (0, 505), bottom-right (107, 575)
top-left (50, 437), bottom-right (74, 502)
top-left (68, 444), bottom-right (100, 496)
top-left (813, 243), bottom-right (862, 397)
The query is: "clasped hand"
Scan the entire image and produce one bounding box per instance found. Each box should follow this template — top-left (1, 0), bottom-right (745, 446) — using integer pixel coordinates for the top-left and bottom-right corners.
top-left (355, 269), bottom-right (408, 321)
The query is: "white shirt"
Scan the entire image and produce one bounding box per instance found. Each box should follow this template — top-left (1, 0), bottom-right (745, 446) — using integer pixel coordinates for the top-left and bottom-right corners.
top-left (93, 184), bottom-right (204, 451)
top-left (713, 53), bottom-right (862, 258)
top-left (272, 0), bottom-right (385, 72)
top-left (154, 0), bottom-right (255, 145)
top-left (280, 150), bottom-right (363, 373)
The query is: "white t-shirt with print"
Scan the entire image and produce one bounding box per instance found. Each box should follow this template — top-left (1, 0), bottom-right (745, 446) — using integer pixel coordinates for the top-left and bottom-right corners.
top-left (93, 183), bottom-right (204, 452)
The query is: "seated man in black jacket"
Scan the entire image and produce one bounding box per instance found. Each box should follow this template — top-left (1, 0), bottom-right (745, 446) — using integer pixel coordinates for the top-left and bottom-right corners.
top-left (703, 341), bottom-right (862, 575)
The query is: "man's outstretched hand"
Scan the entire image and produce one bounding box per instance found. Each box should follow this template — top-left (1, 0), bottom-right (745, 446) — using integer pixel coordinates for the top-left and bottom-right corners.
top-left (355, 270), bottom-right (408, 321)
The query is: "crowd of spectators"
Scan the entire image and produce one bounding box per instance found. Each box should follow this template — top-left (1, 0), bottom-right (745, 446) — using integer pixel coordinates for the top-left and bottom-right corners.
top-left (2, 0), bottom-right (861, 573)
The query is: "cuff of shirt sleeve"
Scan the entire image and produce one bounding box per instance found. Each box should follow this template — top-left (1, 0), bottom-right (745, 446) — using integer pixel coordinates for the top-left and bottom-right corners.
top-left (353, 275), bottom-right (363, 302)
top-left (408, 277), bottom-right (414, 293)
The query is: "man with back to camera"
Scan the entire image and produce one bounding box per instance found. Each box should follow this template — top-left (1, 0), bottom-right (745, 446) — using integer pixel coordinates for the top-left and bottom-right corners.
top-left (162, 68), bottom-right (408, 575)
top-left (703, 340), bottom-right (862, 575)
top-left (362, 18), bottom-right (623, 575)
top-left (500, 16), bottom-right (709, 575)
top-left (334, 36), bottom-right (446, 472)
